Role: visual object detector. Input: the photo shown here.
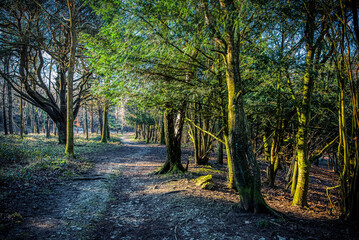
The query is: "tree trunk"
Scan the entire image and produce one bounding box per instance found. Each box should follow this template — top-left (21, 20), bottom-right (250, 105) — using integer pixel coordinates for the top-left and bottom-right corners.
top-left (98, 103), bottom-right (103, 136)
top-left (57, 121), bottom-right (66, 144)
top-left (217, 119), bottom-right (223, 164)
top-left (65, 0), bottom-right (77, 157)
top-left (31, 105), bottom-right (36, 134)
top-left (2, 81), bottom-right (8, 135)
top-left (90, 104), bottom-right (95, 134)
top-left (20, 95), bottom-right (24, 139)
top-left (84, 105), bottom-right (89, 140)
top-left (337, 68), bottom-right (350, 214)
top-left (101, 102), bottom-right (108, 143)
top-left (46, 113), bottom-right (50, 137)
top-left (160, 116), bottom-right (165, 144)
top-left (225, 17), bottom-right (268, 213)
top-left (146, 125), bottom-right (150, 143)
top-left (135, 121), bottom-right (138, 139)
top-left (7, 82), bottom-right (13, 134)
top-left (155, 104), bottom-right (186, 174)
top-left (53, 121), bottom-right (57, 136)
top-left (19, 45), bottom-right (27, 139)
top-left (290, 0), bottom-right (317, 207)
top-left (223, 133), bottom-right (235, 189)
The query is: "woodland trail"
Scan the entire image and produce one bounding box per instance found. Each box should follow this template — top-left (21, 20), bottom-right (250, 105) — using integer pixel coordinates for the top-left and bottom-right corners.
top-left (5, 133), bottom-right (356, 240)
top-left (6, 133), bottom-right (250, 240)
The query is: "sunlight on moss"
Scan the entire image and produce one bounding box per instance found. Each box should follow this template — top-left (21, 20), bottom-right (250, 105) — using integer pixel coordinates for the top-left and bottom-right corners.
top-left (192, 166), bottom-right (226, 174)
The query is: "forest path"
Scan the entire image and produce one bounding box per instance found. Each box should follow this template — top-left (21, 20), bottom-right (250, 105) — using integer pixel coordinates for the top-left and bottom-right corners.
top-left (6, 133), bottom-right (165, 239)
top-left (88, 133), bottom-right (245, 240)
top-left (5, 133), bottom-right (353, 240)
top-left (7, 132), bottom-right (247, 240)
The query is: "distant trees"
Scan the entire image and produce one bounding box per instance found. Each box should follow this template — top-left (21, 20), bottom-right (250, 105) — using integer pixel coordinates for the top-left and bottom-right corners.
top-left (0, 0), bottom-right (96, 150)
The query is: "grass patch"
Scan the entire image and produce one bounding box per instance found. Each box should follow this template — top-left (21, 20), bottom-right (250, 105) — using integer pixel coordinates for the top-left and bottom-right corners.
top-left (0, 133), bottom-right (122, 185)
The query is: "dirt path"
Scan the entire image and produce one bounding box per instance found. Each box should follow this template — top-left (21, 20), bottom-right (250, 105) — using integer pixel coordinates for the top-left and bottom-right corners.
top-left (5, 133), bottom-right (358, 240)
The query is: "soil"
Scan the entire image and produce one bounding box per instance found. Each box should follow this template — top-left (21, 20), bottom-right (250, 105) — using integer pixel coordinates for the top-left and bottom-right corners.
top-left (1, 133), bottom-right (358, 240)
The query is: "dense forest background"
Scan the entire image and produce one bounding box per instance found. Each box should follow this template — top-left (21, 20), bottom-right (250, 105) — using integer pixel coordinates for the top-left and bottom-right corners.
top-left (1, 0), bottom-right (359, 234)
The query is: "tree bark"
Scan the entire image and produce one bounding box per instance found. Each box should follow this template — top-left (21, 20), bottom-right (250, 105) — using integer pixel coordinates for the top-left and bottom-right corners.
top-left (221, 0), bottom-right (268, 213)
top-left (57, 121), bottom-right (66, 144)
top-left (7, 83), bottom-right (13, 134)
top-left (101, 102), bottom-right (108, 143)
top-left (98, 102), bottom-right (103, 135)
top-left (155, 104), bottom-right (186, 174)
top-left (84, 105), bottom-right (89, 140)
top-left (19, 45), bottom-right (27, 139)
top-left (65, 0), bottom-right (77, 156)
top-left (135, 121), bottom-right (138, 139)
top-left (2, 81), bottom-right (8, 135)
top-left (292, 0), bottom-right (316, 206)
top-left (53, 121), bottom-right (57, 136)
top-left (46, 113), bottom-right (50, 138)
top-left (160, 115), bottom-right (165, 144)
top-left (20, 94), bottom-right (24, 139)
top-left (31, 105), bottom-right (36, 134)
top-left (90, 104), bottom-right (95, 133)
top-left (217, 119), bottom-right (223, 165)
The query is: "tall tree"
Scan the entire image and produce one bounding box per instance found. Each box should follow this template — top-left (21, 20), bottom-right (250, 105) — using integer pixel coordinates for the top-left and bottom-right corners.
top-left (290, 0), bottom-right (330, 207)
top-left (64, 0), bottom-right (78, 157)
top-left (200, 0), bottom-right (269, 212)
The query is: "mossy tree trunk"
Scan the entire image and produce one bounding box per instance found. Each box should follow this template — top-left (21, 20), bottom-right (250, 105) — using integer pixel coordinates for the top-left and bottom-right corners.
top-left (65, 0), bottom-right (78, 157)
top-left (226, 62), bottom-right (268, 212)
top-left (348, 0), bottom-right (359, 222)
top-left (292, 52), bottom-right (314, 206)
top-left (292, 0), bottom-right (316, 206)
top-left (217, 118), bottom-right (224, 165)
top-left (204, 0), bottom-right (269, 212)
top-left (155, 103), bottom-right (186, 174)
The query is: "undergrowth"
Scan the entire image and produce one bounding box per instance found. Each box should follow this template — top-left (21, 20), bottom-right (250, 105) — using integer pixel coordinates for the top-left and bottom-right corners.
top-left (0, 133), bottom-right (122, 185)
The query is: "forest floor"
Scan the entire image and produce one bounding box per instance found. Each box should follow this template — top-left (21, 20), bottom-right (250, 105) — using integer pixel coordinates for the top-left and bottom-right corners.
top-left (1, 133), bottom-right (359, 240)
